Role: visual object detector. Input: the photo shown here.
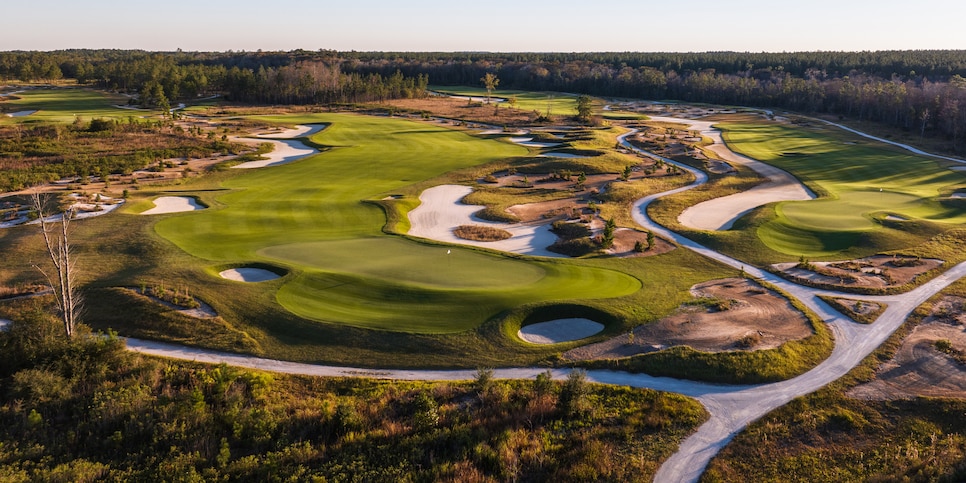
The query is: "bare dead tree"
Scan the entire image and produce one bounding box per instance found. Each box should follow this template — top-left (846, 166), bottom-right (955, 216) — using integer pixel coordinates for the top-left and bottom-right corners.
top-left (31, 193), bottom-right (81, 339)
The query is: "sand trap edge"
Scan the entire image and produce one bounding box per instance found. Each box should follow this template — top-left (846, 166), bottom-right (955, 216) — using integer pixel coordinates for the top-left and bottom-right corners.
top-left (518, 318), bottom-right (605, 344)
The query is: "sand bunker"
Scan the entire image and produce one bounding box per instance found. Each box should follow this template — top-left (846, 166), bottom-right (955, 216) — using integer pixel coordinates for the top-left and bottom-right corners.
top-left (509, 137), bottom-right (561, 148)
top-left (5, 110), bottom-right (36, 117)
top-left (539, 151), bottom-right (589, 158)
top-left (219, 268), bottom-right (281, 282)
top-left (408, 184), bottom-right (562, 258)
top-left (141, 196), bottom-right (205, 215)
top-left (518, 318), bottom-right (604, 344)
top-left (256, 124), bottom-right (327, 139)
top-left (232, 125), bottom-right (323, 169)
top-left (641, 116), bottom-right (814, 231)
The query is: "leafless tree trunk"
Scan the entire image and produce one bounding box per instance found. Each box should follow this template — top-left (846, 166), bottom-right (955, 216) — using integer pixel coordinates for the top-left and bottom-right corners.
top-left (31, 193), bottom-right (81, 339)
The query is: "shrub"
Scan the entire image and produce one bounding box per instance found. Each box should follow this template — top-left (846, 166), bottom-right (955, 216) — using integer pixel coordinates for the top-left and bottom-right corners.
top-left (551, 220), bottom-right (591, 239)
top-left (453, 225), bottom-right (512, 242)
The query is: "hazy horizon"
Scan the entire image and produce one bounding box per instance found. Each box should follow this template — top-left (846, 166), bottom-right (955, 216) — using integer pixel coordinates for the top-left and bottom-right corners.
top-left (4, 0), bottom-right (965, 53)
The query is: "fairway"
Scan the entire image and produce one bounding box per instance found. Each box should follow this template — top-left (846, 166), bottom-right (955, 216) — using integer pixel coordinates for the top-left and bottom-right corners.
top-left (719, 121), bottom-right (966, 256)
top-left (154, 113), bottom-right (640, 333)
top-left (431, 86), bottom-right (581, 116)
top-left (0, 88), bottom-right (149, 123)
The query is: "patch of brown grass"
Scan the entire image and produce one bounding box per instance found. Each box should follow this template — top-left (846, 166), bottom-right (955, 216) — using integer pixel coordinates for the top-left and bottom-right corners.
top-left (453, 224), bottom-right (512, 242)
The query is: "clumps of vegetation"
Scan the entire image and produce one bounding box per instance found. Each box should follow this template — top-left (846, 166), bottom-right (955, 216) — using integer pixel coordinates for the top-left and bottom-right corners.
top-left (548, 220), bottom-right (598, 256)
top-left (819, 296), bottom-right (886, 324)
top-left (0, 301), bottom-right (708, 481)
top-left (935, 339), bottom-right (966, 365)
top-left (453, 224), bottom-right (512, 242)
top-left (887, 255), bottom-right (925, 268)
top-left (0, 283), bottom-right (49, 300)
top-left (734, 332), bottom-right (762, 349)
top-left (138, 281), bottom-right (200, 309)
top-left (686, 297), bottom-right (739, 312)
top-left (0, 118), bottom-right (251, 192)
top-left (705, 386), bottom-right (966, 481)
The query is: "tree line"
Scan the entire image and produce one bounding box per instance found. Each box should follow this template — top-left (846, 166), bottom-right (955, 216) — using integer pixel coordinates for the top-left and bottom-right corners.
top-left (3, 50), bottom-right (966, 150)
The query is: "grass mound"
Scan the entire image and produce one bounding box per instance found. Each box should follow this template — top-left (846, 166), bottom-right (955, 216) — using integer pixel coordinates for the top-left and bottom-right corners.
top-left (453, 224), bottom-right (512, 241)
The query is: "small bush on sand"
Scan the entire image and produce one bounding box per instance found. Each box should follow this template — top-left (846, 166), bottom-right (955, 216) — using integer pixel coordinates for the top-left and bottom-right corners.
top-left (454, 225), bottom-right (512, 242)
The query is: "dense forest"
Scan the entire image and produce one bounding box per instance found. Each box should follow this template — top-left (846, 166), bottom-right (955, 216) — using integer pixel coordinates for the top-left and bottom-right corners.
top-left (3, 49), bottom-right (966, 151)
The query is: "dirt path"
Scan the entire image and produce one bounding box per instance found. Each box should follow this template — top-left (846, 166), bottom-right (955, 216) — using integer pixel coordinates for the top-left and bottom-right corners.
top-left (643, 115), bottom-right (815, 231)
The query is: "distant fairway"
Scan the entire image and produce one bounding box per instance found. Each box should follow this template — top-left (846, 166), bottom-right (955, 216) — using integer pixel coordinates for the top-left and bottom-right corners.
top-left (431, 86), bottom-right (580, 116)
top-left (718, 121), bottom-right (966, 256)
top-left (155, 113), bottom-right (641, 333)
top-left (0, 88), bottom-right (148, 122)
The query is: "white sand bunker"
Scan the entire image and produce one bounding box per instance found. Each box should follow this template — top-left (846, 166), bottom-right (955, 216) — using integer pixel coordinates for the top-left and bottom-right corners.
top-left (509, 137), bottom-right (561, 148)
top-left (645, 115), bottom-right (814, 231)
top-left (5, 110), bottom-right (37, 117)
top-left (539, 151), bottom-right (589, 159)
top-left (219, 268), bottom-right (281, 282)
top-left (232, 124), bottom-right (324, 169)
top-left (142, 196), bottom-right (205, 215)
top-left (256, 124), bottom-right (327, 139)
top-left (408, 184), bottom-right (563, 258)
top-left (518, 318), bottom-right (604, 344)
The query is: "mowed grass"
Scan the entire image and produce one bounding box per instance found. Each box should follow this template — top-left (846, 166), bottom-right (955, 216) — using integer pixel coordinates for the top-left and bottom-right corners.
top-left (0, 87), bottom-right (151, 123)
top-left (719, 121), bottom-right (966, 256)
top-left (154, 113), bottom-right (641, 333)
top-left (431, 86), bottom-right (581, 116)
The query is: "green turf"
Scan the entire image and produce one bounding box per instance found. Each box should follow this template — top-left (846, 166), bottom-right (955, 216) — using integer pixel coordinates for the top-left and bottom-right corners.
top-left (719, 121), bottom-right (966, 256)
top-left (431, 86), bottom-right (581, 116)
top-left (0, 88), bottom-right (155, 123)
top-left (153, 112), bottom-right (641, 333)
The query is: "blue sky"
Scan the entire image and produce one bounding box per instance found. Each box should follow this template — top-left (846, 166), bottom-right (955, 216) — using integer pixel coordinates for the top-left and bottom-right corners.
top-left (4, 0), bottom-right (965, 52)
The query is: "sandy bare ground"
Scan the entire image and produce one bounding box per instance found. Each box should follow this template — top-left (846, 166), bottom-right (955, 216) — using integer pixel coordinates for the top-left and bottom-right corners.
top-left (774, 255), bottom-right (943, 290)
top-left (218, 268), bottom-right (281, 282)
top-left (849, 296), bottom-right (966, 400)
top-left (408, 184), bottom-right (563, 258)
top-left (564, 278), bottom-right (811, 361)
top-left (518, 318), bottom-right (604, 344)
top-left (231, 124), bottom-right (323, 169)
top-left (640, 115), bottom-right (815, 231)
top-left (141, 196), bottom-right (205, 215)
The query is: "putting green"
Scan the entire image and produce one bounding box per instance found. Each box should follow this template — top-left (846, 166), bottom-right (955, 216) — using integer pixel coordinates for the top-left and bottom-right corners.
top-left (155, 113), bottom-right (640, 333)
top-left (262, 238), bottom-right (546, 289)
top-left (719, 121), bottom-right (966, 256)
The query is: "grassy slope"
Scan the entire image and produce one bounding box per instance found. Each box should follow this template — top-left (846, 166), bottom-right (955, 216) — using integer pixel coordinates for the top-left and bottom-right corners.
top-left (718, 121), bottom-right (966, 257)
